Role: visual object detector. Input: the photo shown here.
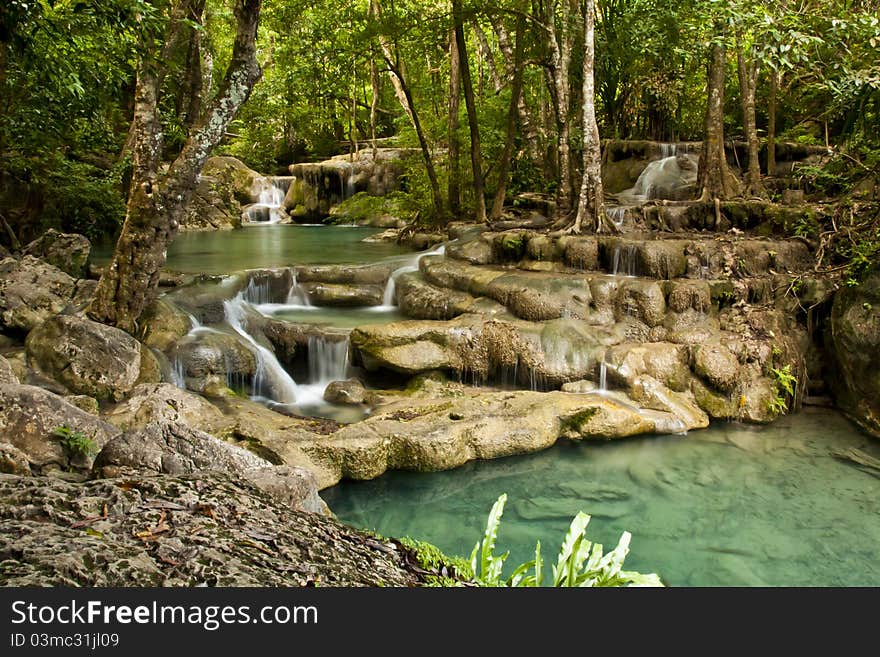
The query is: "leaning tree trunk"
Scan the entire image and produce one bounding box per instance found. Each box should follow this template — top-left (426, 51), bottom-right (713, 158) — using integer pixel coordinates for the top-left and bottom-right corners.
top-left (570, 0), bottom-right (607, 234)
top-left (736, 34), bottom-right (765, 197)
top-left (371, 0), bottom-right (444, 218)
top-left (88, 0), bottom-right (262, 334)
top-left (453, 0), bottom-right (486, 223)
top-left (698, 37), bottom-right (742, 203)
top-left (489, 18), bottom-right (525, 223)
top-left (447, 28), bottom-right (462, 216)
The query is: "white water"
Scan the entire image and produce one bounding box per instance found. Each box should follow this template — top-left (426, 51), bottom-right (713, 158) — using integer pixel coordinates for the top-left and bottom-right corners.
top-left (599, 361), bottom-right (608, 391)
top-left (618, 152), bottom-right (699, 203)
top-left (287, 271), bottom-right (312, 307)
top-left (295, 335), bottom-right (352, 408)
top-left (245, 177), bottom-right (285, 224)
top-left (611, 244), bottom-right (639, 277)
top-left (380, 244), bottom-right (447, 308)
top-left (605, 206), bottom-right (628, 231)
top-left (224, 295), bottom-right (300, 403)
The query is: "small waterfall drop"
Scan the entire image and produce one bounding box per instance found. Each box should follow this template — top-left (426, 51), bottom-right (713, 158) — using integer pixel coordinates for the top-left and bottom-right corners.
top-left (659, 143), bottom-right (678, 158)
top-left (295, 335), bottom-right (352, 409)
top-left (224, 295), bottom-right (299, 404)
top-left (380, 244), bottom-right (446, 309)
top-left (599, 361), bottom-right (608, 392)
top-left (245, 177), bottom-right (285, 224)
top-left (611, 244), bottom-right (639, 277)
top-left (605, 206), bottom-right (627, 231)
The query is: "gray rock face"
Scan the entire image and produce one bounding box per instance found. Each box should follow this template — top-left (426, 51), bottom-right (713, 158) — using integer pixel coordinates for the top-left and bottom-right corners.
top-left (26, 314), bottom-right (142, 401)
top-left (0, 384), bottom-right (120, 472)
top-left (0, 473), bottom-right (427, 586)
top-left (0, 256), bottom-right (80, 333)
top-left (171, 331), bottom-right (257, 392)
top-left (93, 421), bottom-right (269, 478)
top-left (0, 443), bottom-right (31, 475)
top-left (102, 383), bottom-right (230, 435)
top-left (181, 156), bottom-right (261, 231)
top-left (0, 354), bottom-right (18, 384)
top-left (694, 343), bottom-right (741, 393)
top-left (829, 272), bottom-right (880, 437)
top-left (240, 465), bottom-right (330, 515)
top-left (22, 229), bottom-right (91, 278)
top-left (299, 282), bottom-right (384, 307)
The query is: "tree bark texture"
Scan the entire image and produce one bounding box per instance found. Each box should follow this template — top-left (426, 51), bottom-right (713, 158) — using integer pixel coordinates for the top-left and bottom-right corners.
top-left (88, 0), bottom-right (263, 333)
top-left (447, 28), bottom-right (462, 216)
top-left (767, 69), bottom-right (778, 177)
top-left (736, 34), bottom-right (765, 197)
top-left (698, 38), bottom-right (741, 202)
top-left (572, 0), bottom-right (606, 233)
top-left (489, 18), bottom-right (525, 223)
top-left (454, 0), bottom-right (486, 223)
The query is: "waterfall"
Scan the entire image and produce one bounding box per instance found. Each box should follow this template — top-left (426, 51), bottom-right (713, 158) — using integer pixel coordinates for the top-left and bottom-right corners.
top-left (245, 177), bottom-right (285, 224)
top-left (294, 336), bottom-right (352, 409)
top-left (380, 244), bottom-right (447, 309)
top-left (611, 244), bottom-right (639, 277)
top-left (659, 143), bottom-right (677, 158)
top-left (619, 152), bottom-right (698, 203)
top-left (599, 361), bottom-right (608, 392)
top-left (605, 206), bottom-right (627, 231)
top-left (287, 272), bottom-right (312, 306)
top-left (308, 336), bottom-right (350, 384)
top-left (224, 295), bottom-right (299, 404)
top-left (243, 277), bottom-right (272, 305)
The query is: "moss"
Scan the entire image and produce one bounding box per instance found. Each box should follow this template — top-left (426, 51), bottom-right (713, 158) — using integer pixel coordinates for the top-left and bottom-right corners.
top-left (560, 407), bottom-right (599, 433)
top-left (396, 536), bottom-right (474, 586)
top-left (326, 191), bottom-right (415, 225)
top-left (495, 231), bottom-right (528, 261)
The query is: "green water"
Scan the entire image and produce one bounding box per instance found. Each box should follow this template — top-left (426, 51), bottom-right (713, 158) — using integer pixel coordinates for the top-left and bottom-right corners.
top-left (93, 225), bottom-right (411, 275)
top-left (323, 409), bottom-right (880, 586)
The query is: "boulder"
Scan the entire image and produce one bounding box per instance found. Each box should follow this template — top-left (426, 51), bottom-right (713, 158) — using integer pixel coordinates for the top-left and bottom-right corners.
top-left (171, 331), bottom-right (257, 392)
top-left (694, 343), bottom-right (741, 393)
top-left (26, 314), bottom-right (142, 401)
top-left (181, 156), bottom-right (261, 231)
top-left (395, 272), bottom-right (474, 320)
top-left (102, 383), bottom-right (230, 436)
top-left (64, 395), bottom-right (99, 415)
top-left (0, 256), bottom-right (79, 333)
top-left (22, 229), bottom-right (91, 278)
top-left (0, 354), bottom-right (18, 384)
top-left (92, 421), bottom-right (269, 478)
top-left (299, 282), bottom-right (384, 307)
top-left (0, 473), bottom-right (429, 586)
top-left (296, 262), bottom-right (395, 286)
top-left (240, 465), bottom-right (330, 515)
top-left (323, 378), bottom-right (367, 405)
top-left (0, 443), bottom-right (31, 475)
top-left (140, 299), bottom-right (194, 351)
top-left (0, 384), bottom-right (120, 472)
top-left (829, 272), bottom-right (880, 437)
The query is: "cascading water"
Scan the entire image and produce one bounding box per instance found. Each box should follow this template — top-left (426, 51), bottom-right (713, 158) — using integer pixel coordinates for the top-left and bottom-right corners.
top-left (599, 361), bottom-right (608, 392)
top-left (611, 244), bottom-right (639, 277)
top-left (224, 295), bottom-right (300, 404)
top-left (659, 142), bottom-right (678, 158)
top-left (380, 244), bottom-right (447, 309)
top-left (605, 206), bottom-right (627, 231)
top-left (618, 152), bottom-right (699, 203)
top-left (244, 177), bottom-right (285, 224)
top-left (287, 272), bottom-right (312, 307)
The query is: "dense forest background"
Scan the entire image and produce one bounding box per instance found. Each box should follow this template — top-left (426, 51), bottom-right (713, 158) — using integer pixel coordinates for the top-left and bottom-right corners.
top-left (0, 0), bottom-right (877, 243)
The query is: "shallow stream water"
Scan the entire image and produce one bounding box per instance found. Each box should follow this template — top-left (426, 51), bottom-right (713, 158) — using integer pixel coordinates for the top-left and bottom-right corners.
top-left (323, 409), bottom-right (880, 586)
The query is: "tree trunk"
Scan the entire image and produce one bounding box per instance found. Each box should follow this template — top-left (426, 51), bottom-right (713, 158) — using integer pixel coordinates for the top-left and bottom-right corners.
top-left (370, 54), bottom-right (379, 160)
top-left (767, 69), bottom-right (778, 177)
top-left (571, 0), bottom-right (606, 234)
top-left (453, 0), bottom-right (486, 223)
top-left (736, 34), bottom-right (765, 197)
top-left (698, 37), bottom-right (742, 202)
top-left (371, 0), bottom-right (444, 218)
top-left (447, 28), bottom-right (462, 216)
top-left (490, 15), bottom-right (542, 166)
top-left (544, 0), bottom-right (575, 217)
top-left (182, 0), bottom-right (207, 130)
top-left (489, 18), bottom-right (525, 223)
top-left (88, 0), bottom-right (263, 333)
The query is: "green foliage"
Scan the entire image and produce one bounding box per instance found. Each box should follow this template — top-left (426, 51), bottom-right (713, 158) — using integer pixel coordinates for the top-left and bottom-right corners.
top-left (52, 425), bottom-right (98, 463)
top-left (470, 494), bottom-right (663, 588)
top-left (397, 536), bottom-right (473, 586)
top-left (767, 363), bottom-right (797, 415)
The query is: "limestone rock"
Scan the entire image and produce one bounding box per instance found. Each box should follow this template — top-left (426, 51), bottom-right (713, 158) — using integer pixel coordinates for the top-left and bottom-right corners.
top-left (0, 354), bottom-right (18, 384)
top-left (300, 282), bottom-right (383, 307)
top-left (0, 384), bottom-right (120, 472)
top-left (0, 256), bottom-right (78, 333)
top-left (102, 383), bottom-right (230, 436)
top-left (22, 229), bottom-right (91, 278)
top-left (26, 314), bottom-right (142, 401)
top-left (240, 465), bottom-right (330, 515)
top-left (141, 299), bottom-right (194, 351)
top-left (92, 421), bottom-right (269, 478)
top-left (0, 473), bottom-right (428, 586)
top-left (0, 443), bottom-right (31, 475)
top-left (323, 378), bottom-right (367, 405)
top-left (694, 343), bottom-right (741, 393)
top-left (829, 272), bottom-right (880, 437)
